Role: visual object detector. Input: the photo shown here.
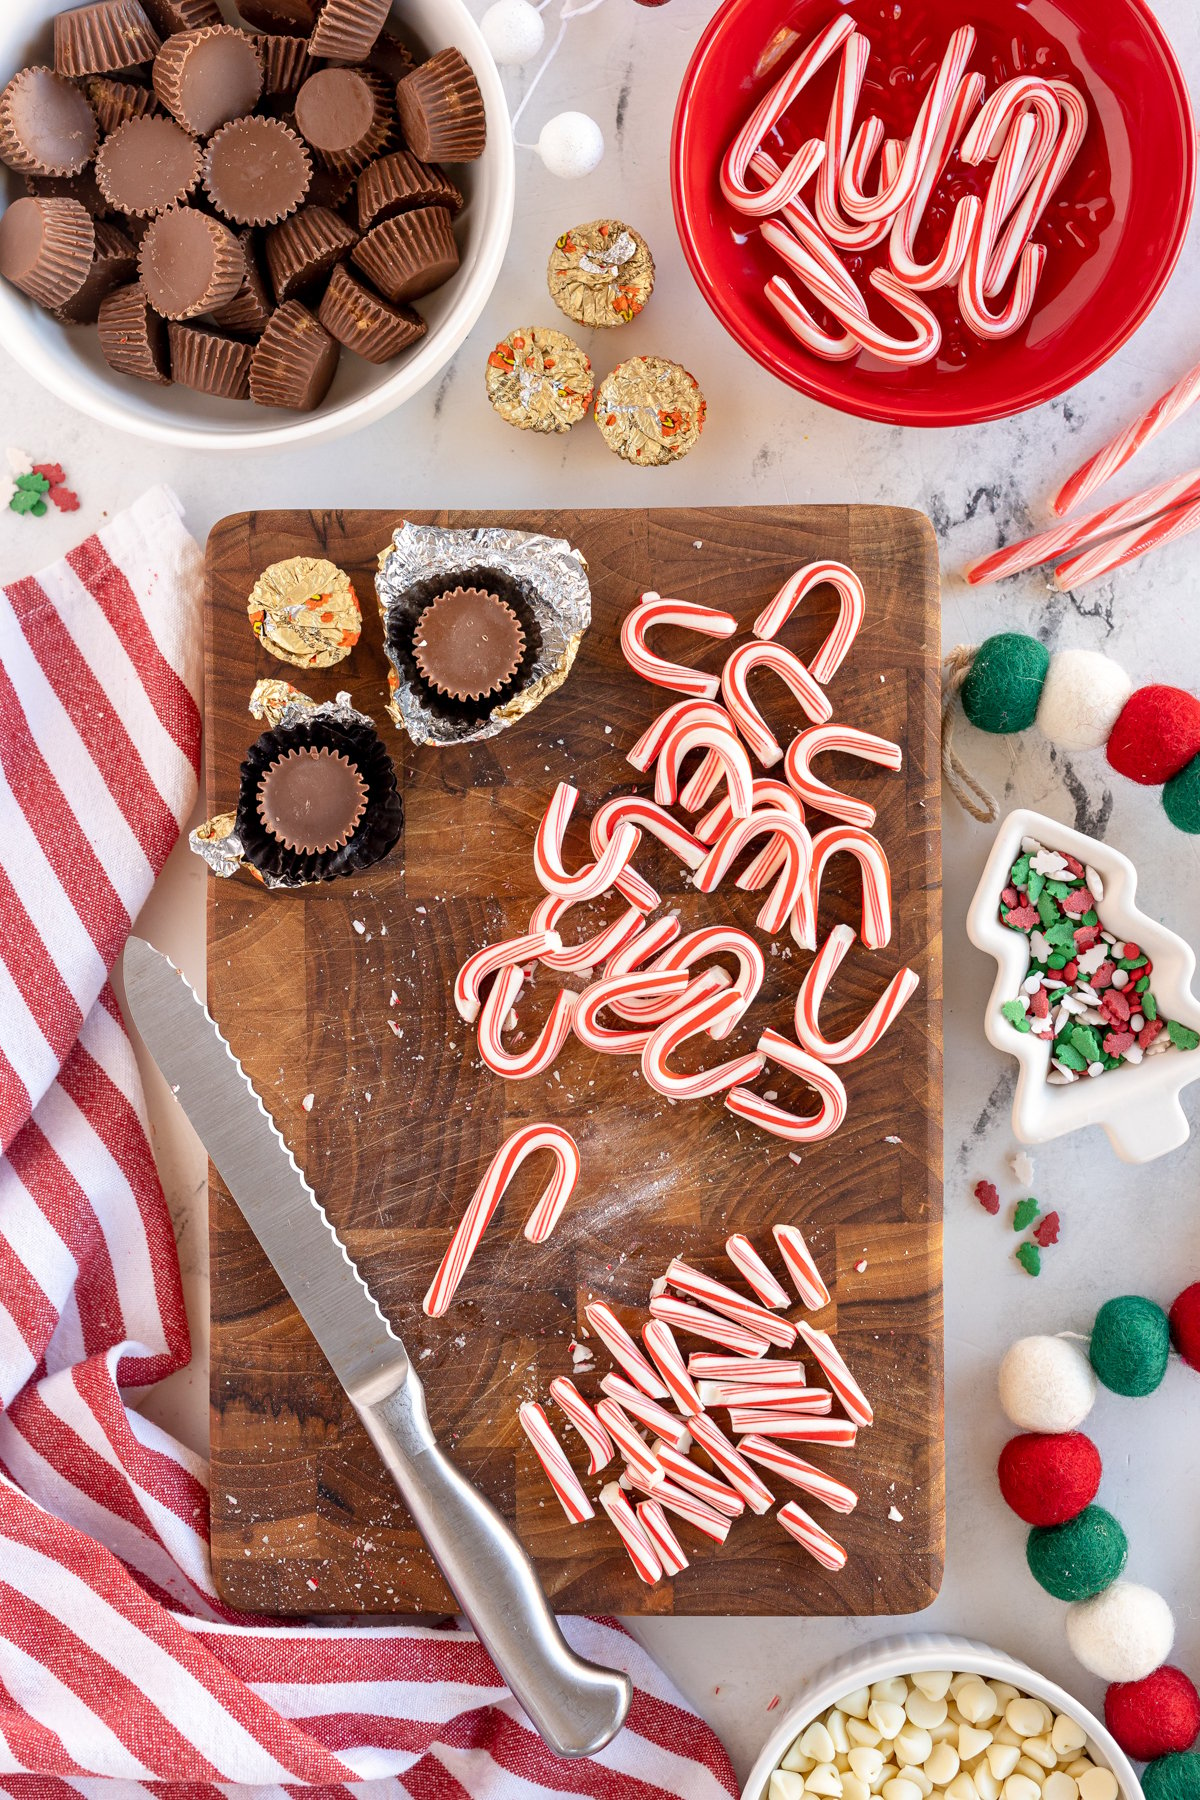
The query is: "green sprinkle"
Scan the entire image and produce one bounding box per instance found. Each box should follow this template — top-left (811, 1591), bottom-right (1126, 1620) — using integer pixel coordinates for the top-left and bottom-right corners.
top-left (1054, 1042), bottom-right (1088, 1071)
top-left (1047, 953), bottom-right (1068, 970)
top-left (1001, 999), bottom-right (1031, 1031)
top-left (14, 472), bottom-right (49, 494)
top-left (1014, 1197), bottom-right (1040, 1231)
top-left (1037, 892), bottom-right (1060, 928)
top-left (9, 488), bottom-right (43, 515)
top-left (1168, 1020), bottom-right (1200, 1051)
top-left (1016, 1242), bottom-right (1041, 1278)
top-left (1046, 920), bottom-right (1078, 948)
top-left (1045, 879), bottom-right (1073, 899)
top-left (1070, 1024), bottom-right (1102, 1063)
top-left (1026, 869), bottom-right (1045, 905)
top-left (1011, 855), bottom-right (1031, 888)
top-left (1142, 991), bottom-right (1157, 1019)
top-left (1082, 910), bottom-right (1099, 926)
top-left (1118, 955), bottom-right (1145, 970)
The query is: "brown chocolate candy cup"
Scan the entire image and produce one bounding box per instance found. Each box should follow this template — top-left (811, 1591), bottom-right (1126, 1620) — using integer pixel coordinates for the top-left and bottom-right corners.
top-left (254, 34), bottom-right (314, 95)
top-left (82, 76), bottom-right (160, 134)
top-left (98, 278), bottom-right (171, 380)
top-left (257, 745), bottom-right (367, 852)
top-left (318, 261), bottom-right (425, 362)
top-left (264, 201), bottom-right (356, 302)
top-left (54, 1), bottom-right (162, 79)
top-left (0, 195), bottom-right (95, 307)
top-left (169, 319), bottom-right (254, 396)
top-left (413, 587), bottom-right (525, 702)
top-left (307, 0), bottom-right (389, 62)
top-left (236, 0), bottom-right (318, 35)
top-left (0, 68), bottom-right (99, 178)
top-left (351, 203), bottom-right (457, 303)
top-left (140, 0), bottom-right (223, 30)
top-left (202, 116), bottom-right (311, 228)
top-left (294, 67), bottom-right (390, 175)
top-left (138, 204), bottom-right (245, 318)
top-left (95, 114), bottom-right (201, 218)
top-left (153, 26), bottom-right (263, 137)
top-left (51, 217), bottom-right (137, 321)
top-left (356, 149), bottom-right (461, 231)
top-left (208, 233), bottom-right (272, 333)
top-left (395, 48), bottom-right (485, 163)
top-left (248, 298), bottom-right (339, 408)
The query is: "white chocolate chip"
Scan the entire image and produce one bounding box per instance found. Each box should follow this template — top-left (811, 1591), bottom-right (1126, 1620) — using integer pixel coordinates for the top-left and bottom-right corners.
top-left (806, 1764), bottom-right (844, 1794)
top-left (849, 1722), bottom-right (884, 1748)
top-left (1043, 1776), bottom-right (1078, 1800)
top-left (986, 1746), bottom-right (1021, 1781)
top-left (992, 1687), bottom-right (1021, 1711)
top-left (1006, 1701), bottom-right (1051, 1739)
top-left (913, 1673), bottom-right (955, 1703)
top-left (926, 1746), bottom-right (961, 1786)
top-left (896, 1727), bottom-right (934, 1767)
top-left (1051, 1717), bottom-right (1088, 1758)
top-left (1022, 1738), bottom-right (1057, 1770)
top-left (843, 1776), bottom-right (873, 1800)
top-left (1017, 1759), bottom-right (1047, 1783)
top-left (1066, 1764), bottom-right (1096, 1781)
top-left (991, 1725), bottom-right (1023, 1749)
top-left (840, 1689), bottom-right (874, 1721)
top-left (1002, 1778), bottom-right (1042, 1800)
top-left (909, 1772), bottom-right (934, 1798)
top-left (849, 1749), bottom-right (886, 1783)
top-left (958, 1726), bottom-right (994, 1762)
top-left (908, 1694), bottom-right (950, 1730)
top-left (772, 1775), bottom-right (807, 1800)
top-left (781, 1745), bottom-right (813, 1773)
top-left (946, 1772), bottom-right (979, 1800)
top-left (958, 1682), bottom-right (999, 1725)
top-left (975, 1766), bottom-right (1000, 1800)
top-left (874, 1767), bottom-right (900, 1794)
top-left (871, 1703), bottom-right (908, 1741)
top-left (882, 1779), bottom-right (922, 1800)
top-left (875, 1680), bottom-right (913, 1707)
top-left (803, 1725), bottom-right (838, 1764)
top-left (1076, 1772), bottom-right (1117, 1800)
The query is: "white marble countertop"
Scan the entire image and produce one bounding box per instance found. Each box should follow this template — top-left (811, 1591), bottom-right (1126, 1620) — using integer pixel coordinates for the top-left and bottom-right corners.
top-left (2, 0), bottom-right (1199, 1782)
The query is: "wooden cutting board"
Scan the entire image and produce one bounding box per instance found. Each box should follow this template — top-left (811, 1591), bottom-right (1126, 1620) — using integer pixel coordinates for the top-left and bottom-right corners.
top-left (204, 505), bottom-right (944, 1617)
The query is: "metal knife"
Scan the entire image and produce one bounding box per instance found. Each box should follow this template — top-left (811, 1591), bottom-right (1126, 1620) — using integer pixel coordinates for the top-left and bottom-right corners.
top-left (121, 936), bottom-right (631, 1760)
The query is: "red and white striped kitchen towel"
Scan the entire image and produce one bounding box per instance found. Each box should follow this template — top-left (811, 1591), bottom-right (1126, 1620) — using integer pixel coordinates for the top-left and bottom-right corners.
top-left (0, 486), bottom-right (739, 1800)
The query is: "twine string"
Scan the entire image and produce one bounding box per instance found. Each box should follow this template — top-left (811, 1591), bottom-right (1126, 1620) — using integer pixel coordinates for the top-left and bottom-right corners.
top-left (941, 643), bottom-right (1000, 823)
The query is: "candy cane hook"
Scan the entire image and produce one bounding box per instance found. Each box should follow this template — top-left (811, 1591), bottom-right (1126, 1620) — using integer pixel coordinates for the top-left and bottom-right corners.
top-left (719, 14), bottom-right (853, 216)
top-left (614, 925), bottom-right (762, 1038)
top-left (529, 892), bottom-right (646, 974)
top-left (694, 810), bottom-right (813, 936)
top-left (454, 928), bottom-right (563, 1024)
top-left (477, 961), bottom-right (578, 1080)
top-left (752, 560), bottom-right (866, 684)
top-left (534, 781), bottom-right (640, 903)
top-left (655, 714), bottom-right (754, 820)
top-left (794, 923), bottom-right (919, 1064)
top-left (721, 638), bottom-right (833, 767)
top-left (793, 823), bottom-right (893, 951)
top-left (641, 986), bottom-right (766, 1100)
top-left (725, 1029), bottom-right (848, 1142)
top-left (573, 968), bottom-right (691, 1055)
top-left (620, 593), bottom-right (738, 700)
top-left (783, 722), bottom-right (902, 828)
top-left (590, 793), bottom-right (707, 872)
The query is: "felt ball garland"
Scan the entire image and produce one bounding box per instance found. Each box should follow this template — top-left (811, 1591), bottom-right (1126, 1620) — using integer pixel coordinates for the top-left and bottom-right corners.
top-left (997, 1284), bottom-right (1200, 1782)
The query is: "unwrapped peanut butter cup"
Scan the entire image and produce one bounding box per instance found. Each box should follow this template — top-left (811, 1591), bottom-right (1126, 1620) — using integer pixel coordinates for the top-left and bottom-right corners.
top-left (395, 48), bottom-right (485, 163)
top-left (236, 0), bottom-right (318, 33)
top-left (202, 116), bottom-right (310, 227)
top-left (0, 195), bottom-right (95, 308)
top-left (141, 0), bottom-right (223, 30)
top-left (97, 278), bottom-right (171, 380)
top-left (169, 318), bottom-right (254, 395)
top-left (308, 0), bottom-right (389, 61)
top-left (0, 68), bottom-right (99, 178)
top-left (263, 201), bottom-right (356, 301)
top-left (318, 261), bottom-right (424, 362)
top-left (208, 233), bottom-right (272, 332)
top-left (356, 149), bottom-right (461, 231)
top-left (82, 75), bottom-right (160, 134)
top-left (254, 33), bottom-right (314, 95)
top-left (294, 67), bottom-right (390, 175)
top-left (51, 217), bottom-right (137, 321)
top-left (95, 114), bottom-right (201, 217)
top-left (413, 586), bottom-right (525, 703)
top-left (257, 744), bottom-right (367, 853)
top-left (248, 298), bottom-right (339, 408)
top-left (138, 204), bottom-right (244, 318)
top-left (153, 26), bottom-right (263, 137)
top-left (351, 203), bottom-right (456, 303)
top-left (54, 1), bottom-right (162, 79)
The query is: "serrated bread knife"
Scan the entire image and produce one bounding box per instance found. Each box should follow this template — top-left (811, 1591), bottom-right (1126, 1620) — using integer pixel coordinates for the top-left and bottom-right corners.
top-left (121, 937), bottom-right (631, 1759)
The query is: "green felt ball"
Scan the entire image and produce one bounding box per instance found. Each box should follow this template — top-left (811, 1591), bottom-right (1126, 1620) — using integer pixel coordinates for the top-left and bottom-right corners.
top-left (1163, 754), bottom-right (1200, 833)
top-left (962, 633), bottom-right (1051, 735)
top-left (1026, 1505), bottom-right (1128, 1600)
top-left (1090, 1295), bottom-right (1171, 1396)
top-left (1144, 1755), bottom-right (1200, 1800)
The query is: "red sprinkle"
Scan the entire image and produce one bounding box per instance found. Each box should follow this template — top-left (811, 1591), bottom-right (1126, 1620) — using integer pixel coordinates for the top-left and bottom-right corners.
top-left (1091, 960), bottom-right (1115, 990)
top-left (1063, 854), bottom-right (1085, 876)
top-left (1003, 905), bottom-right (1039, 930)
top-left (1061, 959), bottom-right (1079, 981)
top-left (1033, 1211), bottom-right (1061, 1247)
top-left (50, 484), bottom-right (80, 512)
top-left (1138, 1018), bottom-right (1164, 1049)
top-left (1102, 1030), bottom-right (1135, 1056)
top-left (31, 462), bottom-right (65, 486)
top-left (1072, 927), bottom-right (1099, 952)
top-left (1102, 990), bottom-right (1131, 1024)
top-left (974, 1179), bottom-right (1001, 1215)
top-left (1124, 943), bottom-right (1141, 958)
top-left (1029, 987), bottom-right (1050, 1019)
top-left (1140, 960), bottom-right (1153, 978)
top-left (1061, 888), bottom-right (1093, 916)
top-left (1002, 885), bottom-right (1019, 907)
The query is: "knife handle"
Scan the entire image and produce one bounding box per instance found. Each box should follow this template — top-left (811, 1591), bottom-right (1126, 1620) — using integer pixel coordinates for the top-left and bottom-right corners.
top-left (355, 1377), bottom-right (632, 1760)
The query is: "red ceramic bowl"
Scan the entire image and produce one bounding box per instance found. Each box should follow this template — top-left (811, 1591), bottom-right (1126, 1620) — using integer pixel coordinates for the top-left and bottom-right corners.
top-left (671, 0), bottom-right (1195, 426)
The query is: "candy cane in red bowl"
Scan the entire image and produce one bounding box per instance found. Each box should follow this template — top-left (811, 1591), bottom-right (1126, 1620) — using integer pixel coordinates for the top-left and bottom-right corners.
top-left (725, 1030), bottom-right (848, 1143)
top-left (719, 12), bottom-right (853, 217)
top-left (794, 923), bottom-right (919, 1064)
top-left (619, 593), bottom-right (737, 699)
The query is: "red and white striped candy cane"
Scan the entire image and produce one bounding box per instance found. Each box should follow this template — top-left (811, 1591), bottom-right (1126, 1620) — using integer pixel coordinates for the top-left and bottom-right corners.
top-left (603, 913), bottom-right (682, 979)
top-left (454, 928), bottom-right (562, 1025)
top-left (836, 118), bottom-right (904, 221)
top-left (796, 823), bottom-right (893, 952)
top-left (619, 593), bottom-right (738, 699)
top-left (778, 1499), bottom-right (848, 1570)
top-left (987, 82), bottom-right (1088, 297)
top-left (724, 1233), bottom-right (791, 1309)
top-left (739, 1436), bottom-right (859, 1513)
top-left (596, 1398), bottom-right (665, 1490)
top-left (697, 781), bottom-right (806, 889)
top-left (761, 269), bottom-right (862, 362)
top-left (889, 72), bottom-right (985, 288)
top-left (600, 1373), bottom-right (692, 1450)
top-left (518, 1401), bottom-right (594, 1523)
top-left (584, 1299), bottom-right (670, 1398)
top-left (708, 1383), bottom-right (831, 1413)
top-left (590, 793), bottom-right (706, 871)
top-left (752, 560), bottom-right (867, 684)
top-left (636, 1499), bottom-right (689, 1575)
top-left (423, 1123), bottom-right (580, 1316)
top-left (605, 964), bottom-right (733, 1033)
top-left (477, 962), bottom-right (577, 1081)
top-left (1053, 495), bottom-right (1200, 589)
top-left (794, 923), bottom-right (919, 1064)
top-left (727, 1406), bottom-right (838, 1435)
top-left (529, 892), bottom-right (645, 974)
top-left (689, 1413), bottom-right (775, 1514)
top-left (549, 1375), bottom-right (614, 1474)
top-left (573, 969), bottom-right (690, 1056)
top-left (653, 1442), bottom-right (746, 1517)
top-left (797, 1320), bottom-right (874, 1426)
top-left (721, 639), bottom-right (833, 766)
top-left (694, 810), bottom-right (813, 936)
top-left (642, 1318), bottom-right (704, 1416)
top-left (748, 161), bottom-right (873, 358)
top-left (649, 1292), bottom-right (771, 1357)
top-left (719, 14), bottom-right (854, 216)
top-left (599, 1481), bottom-right (663, 1583)
top-left (840, 24), bottom-right (977, 227)
top-left (688, 1353), bottom-right (808, 1381)
top-left (614, 926), bottom-right (763, 1036)
top-left (655, 713), bottom-right (754, 819)
top-left (1053, 363), bottom-right (1200, 518)
top-left (812, 34), bottom-right (897, 251)
top-left (742, 1415), bottom-right (858, 1446)
top-left (534, 781), bottom-right (641, 904)
top-left (665, 1257), bottom-right (797, 1349)
top-left (726, 1030), bottom-right (848, 1143)
top-left (773, 1221), bottom-right (831, 1310)
top-left (763, 223), bottom-right (941, 367)
top-left (957, 111), bottom-right (1046, 339)
top-left (626, 1472), bottom-right (731, 1541)
top-left (783, 723), bottom-right (903, 829)
top-left (641, 988), bottom-right (766, 1101)
top-left (967, 467), bottom-right (1200, 586)
top-left (627, 696), bottom-right (730, 773)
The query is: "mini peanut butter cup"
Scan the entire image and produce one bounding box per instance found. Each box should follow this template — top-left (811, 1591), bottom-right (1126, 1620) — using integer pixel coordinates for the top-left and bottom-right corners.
top-left (236, 0), bottom-right (319, 34)
top-left (254, 33), bottom-right (314, 95)
top-left (82, 75), bottom-right (160, 134)
top-left (257, 745), bottom-right (367, 853)
top-left (51, 217), bottom-right (137, 321)
top-left (248, 298), bottom-right (339, 408)
top-left (140, 0), bottom-right (223, 30)
top-left (263, 201), bottom-right (356, 301)
top-left (351, 203), bottom-right (457, 303)
top-left (202, 116), bottom-right (310, 227)
top-left (0, 68), bottom-right (99, 178)
top-left (294, 67), bottom-right (390, 175)
top-left (208, 233), bottom-right (272, 332)
top-left (413, 586), bottom-right (525, 703)
top-left (307, 0), bottom-right (389, 61)
top-left (138, 204), bottom-right (245, 318)
top-left (97, 278), bottom-right (171, 380)
top-left (318, 261), bottom-right (425, 362)
top-left (168, 318), bottom-right (254, 396)
top-left (153, 26), bottom-right (263, 137)
top-left (54, 1), bottom-right (162, 79)
top-left (0, 195), bottom-right (95, 307)
top-left (395, 48), bottom-right (485, 163)
top-left (95, 114), bottom-right (201, 217)
top-left (356, 149), bottom-right (461, 231)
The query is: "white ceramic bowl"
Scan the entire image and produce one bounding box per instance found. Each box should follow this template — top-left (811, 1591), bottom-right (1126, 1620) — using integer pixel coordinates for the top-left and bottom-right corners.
top-left (966, 807), bottom-right (1200, 1164)
top-left (0, 1), bottom-right (514, 451)
top-left (742, 1633), bottom-right (1141, 1800)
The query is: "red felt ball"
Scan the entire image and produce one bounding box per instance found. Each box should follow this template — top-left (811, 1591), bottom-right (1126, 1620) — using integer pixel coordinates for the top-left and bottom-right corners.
top-left (1107, 686), bottom-right (1200, 785)
top-left (997, 1431), bottom-right (1102, 1526)
top-left (1105, 1668), bottom-right (1200, 1761)
top-left (1169, 1281), bottom-right (1200, 1371)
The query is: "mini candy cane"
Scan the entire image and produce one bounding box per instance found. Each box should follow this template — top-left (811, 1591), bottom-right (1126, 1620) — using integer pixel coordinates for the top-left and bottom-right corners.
top-left (763, 227), bottom-right (942, 368)
top-left (573, 969), bottom-right (690, 1055)
top-left (665, 1257), bottom-right (797, 1349)
top-left (530, 893), bottom-right (645, 974)
top-left (534, 782), bottom-right (640, 904)
top-left (688, 1355), bottom-right (809, 1383)
top-left (688, 1413), bottom-right (775, 1514)
top-left (987, 82), bottom-right (1088, 297)
top-left (727, 1407), bottom-right (839, 1436)
top-left (739, 1415), bottom-right (858, 1447)
top-left (454, 929), bottom-right (562, 1025)
top-left (967, 468), bottom-right (1200, 586)
top-left (596, 1399), bottom-right (664, 1490)
top-left (721, 640), bottom-right (832, 765)
top-left (724, 1234), bottom-right (791, 1309)
top-left (640, 987), bottom-right (766, 1102)
top-left (590, 794), bottom-right (706, 871)
top-left (518, 1402), bottom-right (594, 1523)
top-left (1053, 362), bottom-right (1200, 518)
top-left (812, 34), bottom-right (896, 251)
top-left (642, 1319), bottom-right (704, 1417)
top-left (739, 1436), bottom-right (859, 1513)
top-left (794, 923), bottom-right (919, 1064)
top-left (752, 560), bottom-right (866, 684)
top-left (627, 1472), bottom-right (731, 1542)
top-left (797, 1320), bottom-right (874, 1427)
top-left (726, 1030), bottom-right (848, 1144)
top-left (797, 823), bottom-right (893, 952)
top-left (627, 697), bottom-right (730, 773)
top-left (549, 1376), bottom-right (614, 1474)
top-left (423, 1123), bottom-right (580, 1316)
top-left (697, 781), bottom-right (806, 890)
top-left (584, 1300), bottom-right (670, 1398)
top-left (654, 712), bottom-right (754, 820)
top-left (889, 72), bottom-right (985, 287)
top-left (783, 724), bottom-right (902, 829)
top-left (778, 1500), bottom-right (848, 1571)
top-left (649, 1293), bottom-right (771, 1358)
top-left (719, 14), bottom-right (853, 216)
top-left (636, 1499), bottom-right (688, 1575)
top-left (619, 593), bottom-right (738, 699)
top-left (613, 926), bottom-right (762, 1037)
top-left (654, 1441), bottom-right (746, 1517)
top-left (837, 118), bottom-right (903, 219)
top-left (599, 1482), bottom-right (662, 1584)
top-left (599, 1373), bottom-right (692, 1450)
top-left (694, 810), bottom-right (813, 936)
top-left (478, 962), bottom-right (577, 1081)
top-left (707, 1383), bottom-right (830, 1412)
top-left (957, 113), bottom-right (1046, 339)
top-left (603, 913), bottom-right (682, 979)
top-left (840, 24), bottom-right (977, 227)
top-left (773, 1222), bottom-right (831, 1310)
top-left (606, 964), bottom-right (733, 1033)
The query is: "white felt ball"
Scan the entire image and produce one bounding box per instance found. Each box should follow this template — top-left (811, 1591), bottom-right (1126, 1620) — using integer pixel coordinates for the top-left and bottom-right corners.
top-left (1036, 648), bottom-right (1134, 752)
top-left (480, 0), bottom-right (545, 66)
top-left (998, 1335), bottom-right (1096, 1432)
top-left (1066, 1582), bottom-right (1175, 1682)
top-left (537, 111), bottom-right (605, 179)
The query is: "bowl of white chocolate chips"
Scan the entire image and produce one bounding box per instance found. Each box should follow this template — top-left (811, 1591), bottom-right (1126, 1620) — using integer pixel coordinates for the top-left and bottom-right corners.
top-left (744, 1637), bottom-right (1138, 1800)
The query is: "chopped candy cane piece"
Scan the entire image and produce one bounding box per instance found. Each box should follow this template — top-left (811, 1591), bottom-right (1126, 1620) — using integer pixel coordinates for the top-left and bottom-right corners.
top-left (727, 1404), bottom-right (837, 1434)
top-left (653, 1441), bottom-right (745, 1516)
top-left (530, 893), bottom-right (646, 972)
top-left (665, 1257), bottom-right (797, 1348)
top-left (796, 823), bottom-right (893, 951)
top-left (711, 1383), bottom-right (831, 1411)
top-left (454, 929), bottom-right (562, 1024)
top-left (796, 1321), bottom-right (874, 1426)
top-left (648, 1293), bottom-right (771, 1357)
top-left (752, 560), bottom-right (866, 684)
top-left (722, 638), bottom-right (832, 766)
top-left (596, 1399), bottom-right (665, 1489)
top-left (584, 1300), bottom-right (669, 1398)
top-left (599, 1482), bottom-right (663, 1584)
top-left (726, 1030), bottom-right (848, 1143)
top-left (591, 793), bottom-right (706, 871)
top-left (689, 1412), bottom-right (775, 1514)
top-left (735, 1415), bottom-right (857, 1446)
top-left (641, 987), bottom-right (766, 1101)
top-left (688, 1355), bottom-right (808, 1383)
top-left (600, 1373), bottom-right (692, 1450)
top-left (620, 593), bottom-right (737, 699)
top-left (738, 1436), bottom-right (858, 1512)
top-left (694, 810), bottom-right (813, 935)
top-left (783, 724), bottom-right (902, 829)
top-left (724, 1233), bottom-right (791, 1308)
top-left (477, 962), bottom-right (577, 1081)
top-left (518, 1402), bottom-right (594, 1523)
top-left (534, 781), bottom-right (640, 902)
top-left (794, 924), bottom-right (919, 1063)
top-left (642, 1319), bottom-right (704, 1416)
top-left (624, 1470), bottom-right (731, 1541)
top-left (720, 14), bottom-right (853, 216)
top-left (573, 969), bottom-right (690, 1055)
top-left (777, 1499), bottom-right (848, 1569)
top-left (636, 1498), bottom-right (689, 1574)
top-left (772, 1223), bottom-right (831, 1310)
top-left (654, 712), bottom-right (754, 820)
top-left (549, 1376), bottom-right (614, 1474)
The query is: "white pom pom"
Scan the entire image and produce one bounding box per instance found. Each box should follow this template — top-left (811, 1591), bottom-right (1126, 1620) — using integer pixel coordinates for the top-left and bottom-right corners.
top-left (1036, 648), bottom-right (1134, 752)
top-left (998, 1335), bottom-right (1096, 1433)
top-left (481, 0), bottom-right (545, 66)
top-left (1066, 1582), bottom-right (1175, 1682)
top-left (537, 111), bottom-right (605, 179)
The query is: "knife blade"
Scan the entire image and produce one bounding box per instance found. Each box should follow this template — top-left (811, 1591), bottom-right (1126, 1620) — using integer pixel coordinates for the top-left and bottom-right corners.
top-left (121, 936), bottom-right (631, 1760)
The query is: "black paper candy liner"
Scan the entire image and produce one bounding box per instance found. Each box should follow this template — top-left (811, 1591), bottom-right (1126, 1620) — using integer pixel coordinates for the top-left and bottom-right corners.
top-left (235, 710), bottom-right (401, 884)
top-left (384, 563), bottom-right (543, 730)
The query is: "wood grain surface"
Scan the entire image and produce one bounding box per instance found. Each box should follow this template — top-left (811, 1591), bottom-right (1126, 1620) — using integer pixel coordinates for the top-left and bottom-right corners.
top-left (204, 505), bottom-right (944, 1617)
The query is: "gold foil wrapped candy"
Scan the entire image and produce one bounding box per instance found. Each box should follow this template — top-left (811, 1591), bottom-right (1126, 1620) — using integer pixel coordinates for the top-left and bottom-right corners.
top-left (485, 325), bottom-right (593, 434)
top-left (547, 219), bottom-right (655, 328)
top-left (247, 554), bottom-right (361, 668)
top-left (594, 355), bottom-right (707, 467)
